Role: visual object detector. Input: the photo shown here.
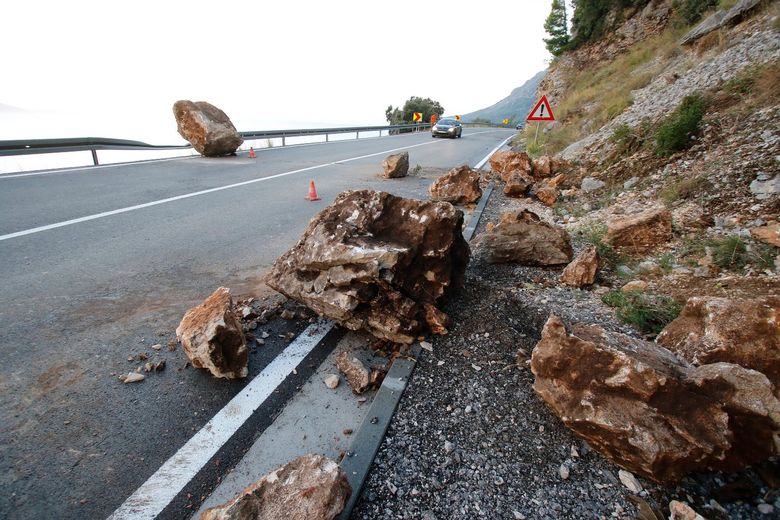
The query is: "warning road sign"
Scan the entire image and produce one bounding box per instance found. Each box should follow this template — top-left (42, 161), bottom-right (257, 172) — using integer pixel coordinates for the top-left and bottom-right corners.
top-left (454, 115), bottom-right (461, 121)
top-left (502, 118), bottom-right (509, 125)
top-left (527, 95), bottom-right (555, 121)
top-left (412, 112), bottom-right (422, 122)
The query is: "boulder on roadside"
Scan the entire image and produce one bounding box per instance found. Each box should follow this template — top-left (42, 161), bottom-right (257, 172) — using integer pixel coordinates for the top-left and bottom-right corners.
top-left (489, 150), bottom-right (533, 182)
top-left (173, 100), bottom-right (243, 157)
top-left (532, 155), bottom-right (554, 178)
top-left (560, 245), bottom-right (599, 287)
top-left (381, 151), bottom-right (409, 178)
top-left (176, 287), bottom-right (248, 379)
top-left (265, 190), bottom-right (469, 344)
top-left (606, 207), bottom-right (672, 253)
top-left (200, 454), bottom-right (351, 520)
top-left (657, 296), bottom-right (780, 385)
top-left (503, 172), bottom-right (534, 198)
top-left (531, 315), bottom-right (780, 483)
top-left (474, 210), bottom-right (572, 266)
top-left (534, 185), bottom-right (559, 206)
top-left (429, 165), bottom-right (482, 205)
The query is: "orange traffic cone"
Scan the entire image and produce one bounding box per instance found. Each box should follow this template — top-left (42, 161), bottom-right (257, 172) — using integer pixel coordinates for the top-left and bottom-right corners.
top-left (248, 147), bottom-right (256, 159)
top-left (305, 180), bottom-right (321, 201)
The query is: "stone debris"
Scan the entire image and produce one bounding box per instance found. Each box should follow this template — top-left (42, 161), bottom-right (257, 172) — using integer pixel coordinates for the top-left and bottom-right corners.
top-left (143, 358), bottom-right (166, 373)
top-left (336, 352), bottom-right (371, 394)
top-left (618, 470), bottom-right (642, 493)
top-left (621, 280), bottom-right (648, 293)
top-left (200, 454), bottom-right (351, 520)
top-left (580, 177), bottom-right (606, 193)
top-left (176, 287), bottom-right (248, 379)
top-left (474, 210), bottom-right (572, 266)
top-left (606, 207), bottom-right (672, 253)
top-left (669, 500), bottom-right (706, 520)
top-left (657, 296), bottom-right (780, 385)
top-left (751, 222), bottom-right (780, 247)
top-left (172, 100), bottom-right (243, 157)
top-left (323, 374), bottom-right (340, 389)
top-left (381, 151), bottom-right (409, 179)
top-left (531, 315), bottom-right (780, 483)
top-left (429, 165), bottom-right (482, 205)
top-left (122, 373), bottom-right (145, 384)
top-left (533, 185), bottom-right (559, 207)
top-left (531, 155), bottom-right (557, 178)
top-left (151, 344), bottom-right (162, 351)
top-left (489, 150), bottom-right (533, 181)
top-left (279, 309), bottom-right (295, 320)
top-left (503, 172), bottom-right (534, 198)
top-left (265, 190), bottom-right (469, 343)
top-left (560, 245), bottom-right (599, 287)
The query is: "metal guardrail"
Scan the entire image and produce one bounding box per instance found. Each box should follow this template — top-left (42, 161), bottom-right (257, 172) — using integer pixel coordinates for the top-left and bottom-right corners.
top-left (0, 122), bottom-right (505, 167)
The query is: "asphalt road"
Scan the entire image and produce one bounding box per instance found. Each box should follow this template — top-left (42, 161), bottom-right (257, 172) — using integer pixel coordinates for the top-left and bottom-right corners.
top-left (0, 128), bottom-right (516, 519)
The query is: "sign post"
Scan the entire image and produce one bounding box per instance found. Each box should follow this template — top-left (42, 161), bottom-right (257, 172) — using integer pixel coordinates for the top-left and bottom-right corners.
top-left (526, 95), bottom-right (556, 147)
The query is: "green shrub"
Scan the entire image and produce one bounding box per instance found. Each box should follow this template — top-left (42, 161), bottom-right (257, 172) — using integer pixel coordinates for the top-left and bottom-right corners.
top-left (709, 235), bottom-right (747, 270)
top-left (654, 93), bottom-right (707, 156)
top-left (675, 0), bottom-right (717, 25)
top-left (601, 290), bottom-right (682, 335)
top-left (578, 223), bottom-right (623, 267)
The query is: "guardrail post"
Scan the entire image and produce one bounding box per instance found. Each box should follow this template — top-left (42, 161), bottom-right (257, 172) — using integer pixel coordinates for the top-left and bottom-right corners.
top-left (282, 135), bottom-right (286, 147)
top-left (356, 131), bottom-right (359, 140)
top-left (326, 133), bottom-right (329, 142)
top-left (91, 149), bottom-right (99, 166)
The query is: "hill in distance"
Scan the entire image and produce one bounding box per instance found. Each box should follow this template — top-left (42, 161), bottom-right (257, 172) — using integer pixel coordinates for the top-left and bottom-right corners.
top-left (462, 69), bottom-right (546, 125)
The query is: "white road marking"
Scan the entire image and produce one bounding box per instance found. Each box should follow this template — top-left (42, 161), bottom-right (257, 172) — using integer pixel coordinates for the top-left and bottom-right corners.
top-left (107, 319), bottom-right (335, 520)
top-left (0, 131), bottom-right (508, 242)
top-left (474, 134), bottom-right (515, 169)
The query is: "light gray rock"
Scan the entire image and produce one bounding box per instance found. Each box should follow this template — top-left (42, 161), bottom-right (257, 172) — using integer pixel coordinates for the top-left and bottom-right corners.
top-left (680, 0), bottom-right (761, 45)
top-left (581, 177), bottom-right (606, 192)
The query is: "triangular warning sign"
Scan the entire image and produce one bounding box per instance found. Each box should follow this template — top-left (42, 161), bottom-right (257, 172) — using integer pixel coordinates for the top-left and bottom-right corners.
top-left (527, 95), bottom-right (555, 121)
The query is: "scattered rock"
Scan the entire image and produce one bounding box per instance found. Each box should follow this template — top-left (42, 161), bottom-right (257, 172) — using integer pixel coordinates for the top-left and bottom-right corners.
top-left (751, 222), bottom-right (780, 247)
top-left (265, 190), bottom-right (469, 343)
top-left (580, 177), bottom-right (606, 192)
top-left (336, 352), bottom-right (371, 394)
top-left (606, 207), bottom-right (672, 253)
top-left (143, 358), bottom-right (166, 373)
top-left (534, 185), bottom-right (559, 206)
top-left (475, 210), bottom-right (573, 266)
top-left (172, 100), bottom-right (243, 157)
top-left (503, 172), bottom-right (534, 198)
top-left (618, 470), bottom-right (642, 493)
top-left (669, 500), bottom-right (705, 520)
top-left (123, 373), bottom-right (145, 384)
top-left (559, 464), bottom-right (570, 480)
top-left (175, 287), bottom-right (248, 379)
top-left (429, 165), bottom-right (482, 205)
top-left (560, 245), bottom-right (599, 287)
top-left (750, 175), bottom-right (780, 199)
top-left (757, 503), bottom-right (775, 515)
top-left (381, 151), bottom-right (409, 179)
top-left (280, 309), bottom-right (295, 320)
top-left (531, 315), bottom-right (780, 483)
top-left (531, 155), bottom-right (555, 178)
top-left (151, 344), bottom-right (162, 351)
top-left (621, 280), bottom-right (648, 293)
top-left (324, 374), bottom-right (340, 389)
top-left (657, 296), bottom-right (780, 385)
top-left (489, 150), bottom-right (533, 182)
top-left (201, 454), bottom-right (351, 520)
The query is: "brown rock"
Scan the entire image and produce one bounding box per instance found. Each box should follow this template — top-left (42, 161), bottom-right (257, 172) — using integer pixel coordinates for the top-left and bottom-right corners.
top-left (560, 245), bottom-right (599, 287)
top-left (751, 222), bottom-right (780, 247)
top-left (475, 210), bottom-right (572, 266)
top-left (534, 185), bottom-right (559, 206)
top-left (489, 150), bottom-right (533, 182)
top-left (381, 151), bottom-right (409, 179)
top-left (621, 280), bottom-right (648, 293)
top-left (424, 303), bottom-right (451, 335)
top-left (657, 296), bottom-right (780, 385)
top-left (531, 315), bottom-right (780, 483)
top-left (429, 165), bottom-right (482, 205)
top-left (200, 454), bottom-right (350, 520)
top-left (336, 352), bottom-right (370, 394)
top-left (669, 500), bottom-right (705, 520)
top-left (606, 207), bottom-right (672, 253)
top-left (532, 155), bottom-right (554, 178)
top-left (546, 174), bottom-right (567, 188)
top-left (265, 190), bottom-right (469, 343)
top-left (176, 287), bottom-right (248, 379)
top-left (503, 172), bottom-right (534, 198)
top-left (172, 100), bottom-right (243, 157)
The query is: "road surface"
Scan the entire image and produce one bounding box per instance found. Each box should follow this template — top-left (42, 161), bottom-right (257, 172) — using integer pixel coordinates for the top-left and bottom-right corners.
top-left (0, 128), bottom-right (516, 519)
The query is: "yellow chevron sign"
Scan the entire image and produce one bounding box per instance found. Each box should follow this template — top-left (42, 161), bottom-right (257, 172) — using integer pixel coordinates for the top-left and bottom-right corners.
top-left (454, 115), bottom-right (461, 121)
top-left (412, 112), bottom-right (422, 122)
top-left (502, 118), bottom-right (509, 125)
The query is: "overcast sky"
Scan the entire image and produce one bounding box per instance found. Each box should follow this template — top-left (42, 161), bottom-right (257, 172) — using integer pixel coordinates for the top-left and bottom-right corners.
top-left (0, 0), bottom-right (551, 143)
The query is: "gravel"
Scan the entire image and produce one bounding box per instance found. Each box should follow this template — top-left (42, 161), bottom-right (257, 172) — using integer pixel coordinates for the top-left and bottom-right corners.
top-left (350, 186), bottom-right (779, 520)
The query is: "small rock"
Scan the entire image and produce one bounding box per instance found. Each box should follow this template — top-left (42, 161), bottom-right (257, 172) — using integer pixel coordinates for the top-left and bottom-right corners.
top-left (571, 445), bottom-right (580, 458)
top-left (465, 405), bottom-right (473, 414)
top-left (669, 500), bottom-right (705, 520)
top-left (256, 338), bottom-right (265, 346)
top-left (758, 503), bottom-right (775, 515)
top-left (123, 373), bottom-right (145, 384)
top-left (324, 374), bottom-right (340, 389)
top-left (261, 331), bottom-right (270, 339)
top-left (151, 344), bottom-right (162, 351)
top-left (336, 352), bottom-right (370, 394)
top-left (444, 441), bottom-right (454, 454)
top-left (420, 341), bottom-right (433, 352)
top-left (581, 177), bottom-right (606, 192)
top-left (342, 428), bottom-right (353, 435)
top-left (621, 280), bottom-right (648, 293)
top-left (559, 464), bottom-right (570, 480)
top-left (618, 470), bottom-right (642, 493)
top-left (382, 152), bottom-right (409, 179)
top-left (280, 309), bottom-right (295, 320)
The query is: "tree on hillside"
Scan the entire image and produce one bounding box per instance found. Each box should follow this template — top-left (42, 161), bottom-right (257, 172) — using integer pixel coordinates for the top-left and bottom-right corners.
top-left (385, 96), bottom-right (445, 125)
top-left (544, 0), bottom-right (570, 56)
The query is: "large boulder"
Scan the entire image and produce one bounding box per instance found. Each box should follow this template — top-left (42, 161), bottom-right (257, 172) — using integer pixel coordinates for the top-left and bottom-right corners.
top-left (606, 207), bottom-right (672, 253)
top-left (474, 210), bottom-right (572, 266)
top-left (201, 454), bottom-right (351, 520)
top-left (265, 190), bottom-right (469, 343)
top-left (531, 315), bottom-right (780, 483)
top-left (560, 245), bottom-right (599, 287)
top-left (176, 287), bottom-right (248, 379)
top-left (503, 172), bottom-right (534, 198)
top-left (173, 100), bottom-right (243, 157)
top-left (657, 296), bottom-right (780, 386)
top-left (489, 150), bottom-right (533, 182)
top-left (381, 151), bottom-right (409, 178)
top-left (429, 165), bottom-right (482, 205)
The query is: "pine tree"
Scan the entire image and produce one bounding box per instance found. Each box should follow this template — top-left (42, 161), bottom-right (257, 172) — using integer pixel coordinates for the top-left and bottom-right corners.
top-left (543, 0), bottom-right (570, 57)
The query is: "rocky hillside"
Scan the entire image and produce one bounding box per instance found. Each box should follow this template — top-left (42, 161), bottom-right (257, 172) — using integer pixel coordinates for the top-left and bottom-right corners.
top-left (462, 69), bottom-right (546, 124)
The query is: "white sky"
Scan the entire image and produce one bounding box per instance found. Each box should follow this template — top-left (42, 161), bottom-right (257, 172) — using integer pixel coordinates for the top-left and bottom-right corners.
top-left (0, 0), bottom-right (551, 143)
